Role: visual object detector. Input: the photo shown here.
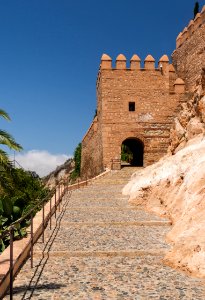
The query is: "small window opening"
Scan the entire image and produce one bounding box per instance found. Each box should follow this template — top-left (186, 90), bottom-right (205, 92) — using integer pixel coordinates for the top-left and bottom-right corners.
top-left (129, 102), bottom-right (135, 111)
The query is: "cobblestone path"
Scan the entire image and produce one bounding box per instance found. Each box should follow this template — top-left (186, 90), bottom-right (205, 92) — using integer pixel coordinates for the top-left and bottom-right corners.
top-left (5, 168), bottom-right (205, 299)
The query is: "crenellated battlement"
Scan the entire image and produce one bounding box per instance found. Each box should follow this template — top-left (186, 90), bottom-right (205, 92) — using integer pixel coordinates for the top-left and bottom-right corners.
top-left (176, 5), bottom-right (205, 48)
top-left (99, 53), bottom-right (185, 94)
top-left (100, 53), bottom-right (171, 71)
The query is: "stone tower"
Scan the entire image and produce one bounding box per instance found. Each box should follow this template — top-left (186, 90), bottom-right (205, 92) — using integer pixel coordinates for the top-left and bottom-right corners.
top-left (81, 5), bottom-right (205, 179)
top-left (81, 53), bottom-right (186, 178)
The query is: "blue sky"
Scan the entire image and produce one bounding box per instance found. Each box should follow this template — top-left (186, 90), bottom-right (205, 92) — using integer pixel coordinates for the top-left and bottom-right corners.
top-left (0, 0), bottom-right (202, 175)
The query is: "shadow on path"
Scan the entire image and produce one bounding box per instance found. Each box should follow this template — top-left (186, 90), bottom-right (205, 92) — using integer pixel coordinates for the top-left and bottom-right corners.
top-left (10, 193), bottom-right (71, 299)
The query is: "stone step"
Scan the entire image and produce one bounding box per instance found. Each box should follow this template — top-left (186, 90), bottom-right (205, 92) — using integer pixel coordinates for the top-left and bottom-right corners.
top-left (34, 224), bottom-right (170, 253)
top-left (64, 206), bottom-right (150, 210)
top-left (33, 250), bottom-right (166, 258)
top-left (62, 206), bottom-right (168, 223)
top-left (91, 181), bottom-right (130, 185)
top-left (53, 221), bottom-right (171, 226)
top-left (67, 198), bottom-right (128, 208)
top-left (74, 184), bottom-right (126, 191)
top-left (68, 192), bottom-right (127, 198)
top-left (6, 167), bottom-right (205, 300)
top-left (7, 255), bottom-right (205, 300)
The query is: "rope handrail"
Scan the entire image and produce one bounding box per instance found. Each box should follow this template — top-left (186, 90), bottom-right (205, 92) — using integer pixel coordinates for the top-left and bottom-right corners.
top-left (0, 179), bottom-right (68, 299)
top-left (0, 189), bottom-right (54, 241)
top-left (0, 168), bottom-right (109, 299)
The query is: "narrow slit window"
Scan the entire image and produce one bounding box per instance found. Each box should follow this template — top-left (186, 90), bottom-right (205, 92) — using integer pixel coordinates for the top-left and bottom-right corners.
top-left (129, 102), bottom-right (135, 111)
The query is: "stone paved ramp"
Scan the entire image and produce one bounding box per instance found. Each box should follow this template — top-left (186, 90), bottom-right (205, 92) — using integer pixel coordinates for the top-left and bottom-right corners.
top-left (5, 168), bottom-right (205, 299)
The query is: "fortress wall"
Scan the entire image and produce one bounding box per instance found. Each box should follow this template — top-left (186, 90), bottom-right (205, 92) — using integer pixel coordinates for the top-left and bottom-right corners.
top-left (172, 6), bottom-right (205, 92)
top-left (80, 9), bottom-right (205, 177)
top-left (81, 53), bottom-right (186, 177)
top-left (99, 67), bottom-right (182, 168)
top-left (81, 117), bottom-right (103, 179)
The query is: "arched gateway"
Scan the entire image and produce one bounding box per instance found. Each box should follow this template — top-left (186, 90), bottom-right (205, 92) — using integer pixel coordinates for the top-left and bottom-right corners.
top-left (121, 138), bottom-right (144, 167)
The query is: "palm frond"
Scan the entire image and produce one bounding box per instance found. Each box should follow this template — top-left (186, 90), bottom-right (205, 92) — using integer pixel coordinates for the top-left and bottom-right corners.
top-left (0, 130), bottom-right (23, 151)
top-left (0, 109), bottom-right (10, 121)
top-left (0, 149), bottom-right (9, 165)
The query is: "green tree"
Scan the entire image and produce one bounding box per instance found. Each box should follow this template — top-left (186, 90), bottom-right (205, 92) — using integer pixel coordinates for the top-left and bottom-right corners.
top-left (0, 168), bottom-right (49, 215)
top-left (93, 109), bottom-right (97, 119)
top-left (121, 144), bottom-right (133, 164)
top-left (0, 109), bottom-right (22, 166)
top-left (0, 168), bottom-right (50, 252)
top-left (70, 143), bottom-right (81, 180)
top-left (194, 2), bottom-right (199, 18)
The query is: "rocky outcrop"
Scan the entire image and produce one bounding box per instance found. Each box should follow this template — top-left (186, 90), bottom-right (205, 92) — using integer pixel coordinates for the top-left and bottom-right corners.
top-left (43, 158), bottom-right (74, 188)
top-left (123, 77), bottom-right (205, 277)
top-left (168, 80), bottom-right (205, 154)
top-left (123, 135), bottom-right (205, 278)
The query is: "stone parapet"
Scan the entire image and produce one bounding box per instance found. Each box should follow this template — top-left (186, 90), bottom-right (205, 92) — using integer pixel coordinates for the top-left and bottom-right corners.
top-left (176, 5), bottom-right (205, 48)
top-left (100, 53), bottom-right (172, 74)
top-left (172, 11), bottom-right (205, 93)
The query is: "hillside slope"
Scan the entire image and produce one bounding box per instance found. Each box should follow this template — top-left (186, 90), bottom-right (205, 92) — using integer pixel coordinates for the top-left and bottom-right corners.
top-left (43, 158), bottom-right (74, 188)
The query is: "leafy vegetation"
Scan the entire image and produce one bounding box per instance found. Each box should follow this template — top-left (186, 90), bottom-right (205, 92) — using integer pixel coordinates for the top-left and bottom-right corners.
top-left (93, 109), bottom-right (97, 119)
top-left (0, 108), bottom-right (50, 253)
top-left (0, 165), bottom-right (50, 252)
top-left (0, 109), bottom-right (22, 167)
top-left (70, 143), bottom-right (82, 181)
top-left (121, 144), bottom-right (133, 164)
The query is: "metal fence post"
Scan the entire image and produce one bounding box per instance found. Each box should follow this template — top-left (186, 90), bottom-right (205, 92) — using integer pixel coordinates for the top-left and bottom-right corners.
top-left (42, 201), bottom-right (45, 243)
top-left (58, 185), bottom-right (61, 212)
top-left (0, 189), bottom-right (60, 299)
top-left (30, 214), bottom-right (33, 268)
top-left (10, 227), bottom-right (14, 300)
top-left (55, 189), bottom-right (57, 218)
top-left (49, 195), bottom-right (52, 230)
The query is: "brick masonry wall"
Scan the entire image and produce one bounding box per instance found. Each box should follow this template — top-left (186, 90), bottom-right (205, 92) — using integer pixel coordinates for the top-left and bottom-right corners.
top-left (99, 68), bottom-right (182, 168)
top-left (81, 59), bottom-right (185, 178)
top-left (172, 21), bottom-right (205, 92)
top-left (81, 117), bottom-right (104, 179)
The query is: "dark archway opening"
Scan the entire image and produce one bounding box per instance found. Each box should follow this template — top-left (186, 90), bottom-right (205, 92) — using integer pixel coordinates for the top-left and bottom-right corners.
top-left (121, 138), bottom-right (144, 167)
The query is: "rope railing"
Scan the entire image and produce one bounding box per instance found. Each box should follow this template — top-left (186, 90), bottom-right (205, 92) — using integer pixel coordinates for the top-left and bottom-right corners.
top-left (0, 179), bottom-right (69, 300)
top-left (0, 168), bottom-right (109, 299)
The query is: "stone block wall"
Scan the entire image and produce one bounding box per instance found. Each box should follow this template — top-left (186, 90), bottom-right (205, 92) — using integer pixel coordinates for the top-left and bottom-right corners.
top-left (81, 117), bottom-right (103, 178)
top-left (172, 6), bottom-right (205, 92)
top-left (81, 52), bottom-right (186, 177)
top-left (97, 55), bottom-right (184, 169)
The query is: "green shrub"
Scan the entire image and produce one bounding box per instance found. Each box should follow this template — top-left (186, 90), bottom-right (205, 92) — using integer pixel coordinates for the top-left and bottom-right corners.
top-left (70, 143), bottom-right (81, 181)
top-left (194, 2), bottom-right (199, 18)
top-left (121, 144), bottom-right (133, 163)
top-left (0, 167), bottom-right (50, 253)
